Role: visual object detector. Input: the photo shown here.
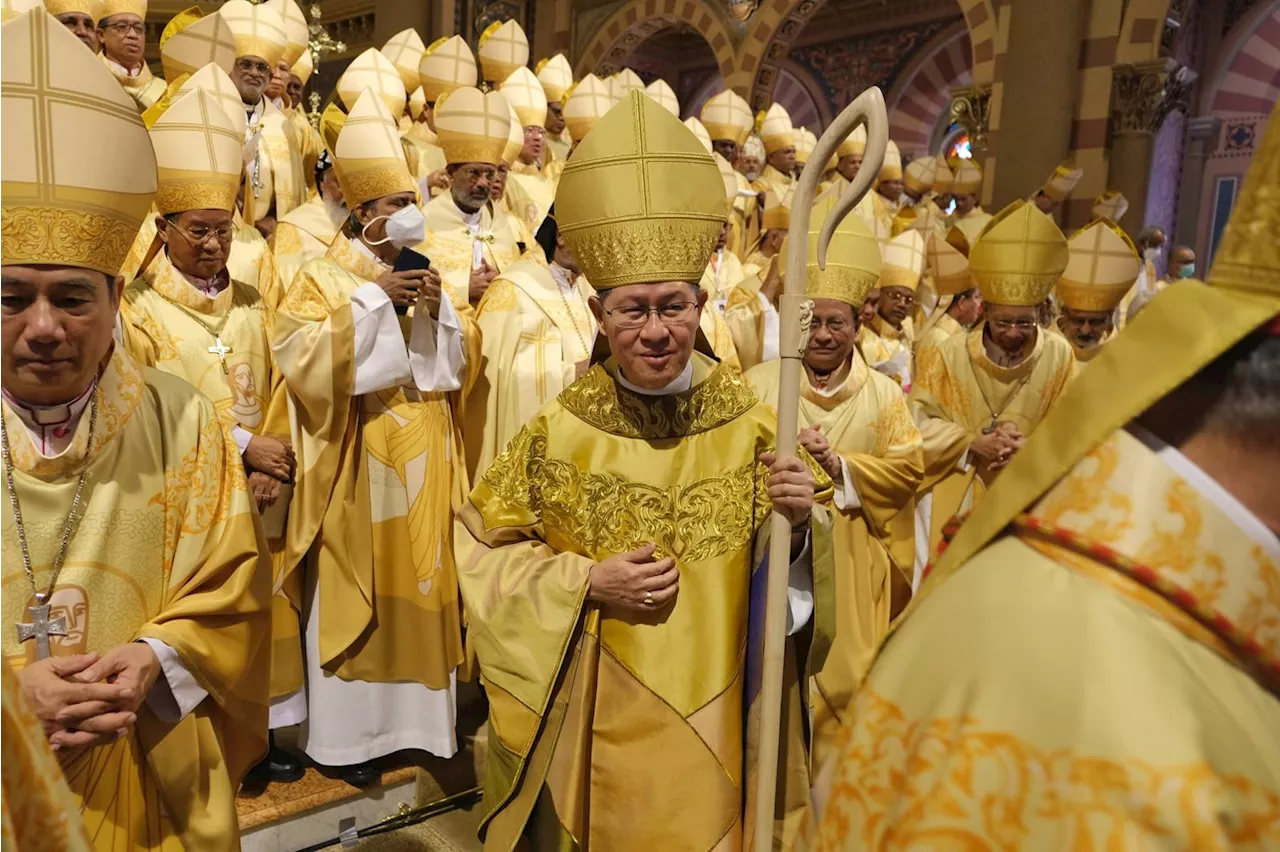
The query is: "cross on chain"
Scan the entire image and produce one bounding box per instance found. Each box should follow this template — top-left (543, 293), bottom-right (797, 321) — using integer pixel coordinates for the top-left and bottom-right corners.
top-left (208, 336), bottom-right (234, 372)
top-left (16, 592), bottom-right (67, 661)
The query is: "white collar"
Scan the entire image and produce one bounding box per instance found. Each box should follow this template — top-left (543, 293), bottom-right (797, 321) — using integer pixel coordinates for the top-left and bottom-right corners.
top-left (2, 381), bottom-right (96, 458)
top-left (459, 206), bottom-right (483, 229)
top-left (549, 262), bottom-right (576, 291)
top-left (1128, 424), bottom-right (1280, 562)
top-left (104, 55), bottom-right (141, 78)
top-left (616, 360), bottom-right (694, 396)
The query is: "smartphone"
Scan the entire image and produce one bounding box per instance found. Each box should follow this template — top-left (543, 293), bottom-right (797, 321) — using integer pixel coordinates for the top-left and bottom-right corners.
top-left (391, 248), bottom-right (431, 315)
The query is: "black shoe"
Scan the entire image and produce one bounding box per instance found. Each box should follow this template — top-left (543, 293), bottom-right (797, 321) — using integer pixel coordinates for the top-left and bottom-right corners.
top-left (262, 745), bottom-right (305, 784)
top-left (339, 762), bottom-right (382, 788)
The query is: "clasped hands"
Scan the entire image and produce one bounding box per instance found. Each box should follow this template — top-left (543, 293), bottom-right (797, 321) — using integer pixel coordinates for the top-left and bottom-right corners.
top-left (245, 433), bottom-right (295, 511)
top-left (18, 643), bottom-right (162, 757)
top-left (970, 421), bottom-right (1025, 474)
top-left (587, 452), bottom-right (815, 613)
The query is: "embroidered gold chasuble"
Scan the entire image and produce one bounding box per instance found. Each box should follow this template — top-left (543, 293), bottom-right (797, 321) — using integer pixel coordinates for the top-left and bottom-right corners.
top-left (909, 325), bottom-right (1075, 561)
top-left (273, 195), bottom-right (342, 290)
top-left (751, 165), bottom-right (794, 202)
top-left (119, 251), bottom-right (301, 704)
top-left (286, 106), bottom-right (323, 195)
top-left (100, 54), bottom-right (165, 111)
top-left (417, 193), bottom-right (526, 312)
top-left (858, 314), bottom-right (914, 390)
top-left (271, 233), bottom-right (479, 688)
top-left (727, 169), bottom-right (760, 261)
top-left (506, 160), bottom-right (556, 232)
top-left (746, 356), bottom-right (923, 770)
top-left (0, 350), bottom-right (270, 852)
top-left (457, 354), bottom-right (836, 852)
top-left (250, 101), bottom-right (306, 224)
top-left (466, 260), bottom-right (596, 481)
top-left (796, 428), bottom-right (1280, 850)
top-left (724, 274), bottom-right (774, 372)
top-left (915, 309), bottom-right (965, 360)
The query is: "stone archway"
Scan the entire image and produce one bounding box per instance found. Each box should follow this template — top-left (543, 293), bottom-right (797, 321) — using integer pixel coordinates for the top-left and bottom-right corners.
top-left (885, 20), bottom-right (972, 158)
top-left (574, 0), bottom-right (738, 83)
top-left (1204, 0), bottom-right (1280, 115)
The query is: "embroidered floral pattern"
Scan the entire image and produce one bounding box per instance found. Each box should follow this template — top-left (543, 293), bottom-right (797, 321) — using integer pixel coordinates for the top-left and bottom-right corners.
top-left (559, 364), bottom-right (759, 439)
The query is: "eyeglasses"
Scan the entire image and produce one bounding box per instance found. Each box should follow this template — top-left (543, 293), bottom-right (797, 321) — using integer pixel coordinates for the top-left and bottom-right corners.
top-left (605, 302), bottom-right (698, 330)
top-left (235, 57), bottom-right (271, 76)
top-left (881, 290), bottom-right (916, 307)
top-left (102, 20), bottom-right (145, 35)
top-left (810, 318), bottom-right (851, 333)
top-left (988, 319), bottom-right (1038, 332)
top-left (171, 222), bottom-right (238, 244)
top-left (459, 167), bottom-right (496, 183)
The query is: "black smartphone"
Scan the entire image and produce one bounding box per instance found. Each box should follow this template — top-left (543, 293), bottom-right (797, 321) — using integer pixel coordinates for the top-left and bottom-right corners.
top-left (391, 248), bottom-right (431, 315)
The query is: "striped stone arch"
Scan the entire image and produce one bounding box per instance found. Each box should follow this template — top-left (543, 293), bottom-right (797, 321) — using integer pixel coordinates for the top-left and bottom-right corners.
top-left (1114, 0), bottom-right (1172, 64)
top-left (774, 63), bottom-right (824, 130)
top-left (885, 21), bottom-right (972, 158)
top-left (1205, 1), bottom-right (1280, 115)
top-left (574, 0), bottom-right (738, 82)
top-left (739, 0), bottom-right (998, 109)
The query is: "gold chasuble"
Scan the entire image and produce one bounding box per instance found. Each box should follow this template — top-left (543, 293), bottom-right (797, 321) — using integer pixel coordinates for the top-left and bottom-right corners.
top-left (458, 356), bottom-right (835, 851)
top-left (915, 310), bottom-right (963, 357)
top-left (100, 53), bottom-right (166, 112)
top-left (420, 193), bottom-right (525, 307)
top-left (251, 100), bottom-right (306, 223)
top-left (0, 352), bottom-right (271, 852)
top-left (466, 259), bottom-right (595, 480)
top-left (273, 193), bottom-right (344, 289)
top-left (2, 660), bottom-right (93, 852)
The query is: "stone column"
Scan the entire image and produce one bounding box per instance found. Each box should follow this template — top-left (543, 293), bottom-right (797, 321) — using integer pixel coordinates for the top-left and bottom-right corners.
top-left (373, 0), bottom-right (431, 46)
top-left (987, 0), bottom-right (1087, 208)
top-left (1174, 116), bottom-right (1221, 249)
top-left (1107, 58), bottom-right (1193, 237)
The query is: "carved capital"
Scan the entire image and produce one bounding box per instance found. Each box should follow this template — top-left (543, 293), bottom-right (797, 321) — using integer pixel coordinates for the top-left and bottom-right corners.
top-left (948, 84), bottom-right (992, 151)
top-left (1110, 59), bottom-right (1194, 136)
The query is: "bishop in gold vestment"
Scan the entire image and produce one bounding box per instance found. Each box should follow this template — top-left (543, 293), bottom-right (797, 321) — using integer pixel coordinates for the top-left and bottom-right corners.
top-left (796, 102), bottom-right (1280, 852)
top-left (500, 67), bottom-right (558, 233)
top-left (859, 228), bottom-right (924, 391)
top-left (1054, 218), bottom-right (1141, 370)
top-left (97, 0), bottom-right (166, 111)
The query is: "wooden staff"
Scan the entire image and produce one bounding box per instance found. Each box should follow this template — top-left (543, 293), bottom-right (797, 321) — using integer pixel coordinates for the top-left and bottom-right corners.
top-left (752, 86), bottom-right (889, 850)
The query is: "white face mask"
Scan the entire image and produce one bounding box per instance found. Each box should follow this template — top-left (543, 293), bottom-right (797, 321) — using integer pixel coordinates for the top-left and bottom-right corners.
top-left (362, 204), bottom-right (426, 249)
top-left (1143, 246), bottom-right (1161, 261)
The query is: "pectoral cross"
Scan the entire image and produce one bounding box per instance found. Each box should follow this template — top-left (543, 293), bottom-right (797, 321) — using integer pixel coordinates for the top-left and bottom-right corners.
top-left (208, 337), bottom-right (233, 373)
top-left (16, 592), bottom-right (67, 661)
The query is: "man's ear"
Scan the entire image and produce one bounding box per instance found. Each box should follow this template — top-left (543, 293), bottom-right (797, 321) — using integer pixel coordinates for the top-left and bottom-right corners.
top-left (154, 214), bottom-right (169, 247)
top-left (694, 287), bottom-right (708, 309)
top-left (109, 274), bottom-right (125, 309)
top-left (588, 294), bottom-right (605, 324)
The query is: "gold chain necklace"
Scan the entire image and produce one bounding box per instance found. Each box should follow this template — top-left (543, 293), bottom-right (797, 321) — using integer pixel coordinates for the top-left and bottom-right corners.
top-left (550, 263), bottom-right (592, 354)
top-left (2, 384), bottom-right (99, 659)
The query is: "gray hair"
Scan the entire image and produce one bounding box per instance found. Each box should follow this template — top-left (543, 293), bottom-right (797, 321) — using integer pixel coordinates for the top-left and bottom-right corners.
top-left (1200, 334), bottom-right (1280, 449)
top-left (1137, 226), bottom-right (1165, 248)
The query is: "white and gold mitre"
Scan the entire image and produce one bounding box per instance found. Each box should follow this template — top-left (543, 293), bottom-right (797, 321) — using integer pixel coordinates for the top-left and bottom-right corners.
top-left (950, 157), bottom-right (982, 195)
top-left (2, 9), bottom-right (157, 275)
top-left (219, 0), bottom-right (287, 66)
top-left (794, 127), bottom-right (817, 165)
top-left (969, 200), bottom-right (1068, 306)
top-left (932, 155), bottom-right (953, 194)
top-left (1056, 218), bottom-right (1141, 313)
top-left (500, 66), bottom-right (547, 128)
top-left (419, 35), bottom-right (477, 103)
top-left (562, 73), bottom-right (614, 142)
top-left (879, 227), bottom-right (925, 291)
top-left (903, 154), bottom-right (937, 195)
top-left (556, 91), bottom-right (726, 290)
top-left (837, 123), bottom-right (866, 158)
top-left (700, 89), bottom-right (752, 146)
top-left (97, 0), bottom-right (143, 19)
top-left (1, 0), bottom-right (42, 22)
top-left (42, 0), bottom-right (103, 21)
top-left (925, 229), bottom-right (972, 296)
top-left (608, 67), bottom-right (644, 100)
top-left (804, 192), bottom-right (882, 308)
top-left (333, 88), bottom-right (416, 208)
top-left (179, 62), bottom-right (247, 139)
top-left (1040, 159), bottom-right (1083, 202)
top-left (535, 53), bottom-right (573, 103)
top-left (159, 7), bottom-right (236, 82)
top-left (150, 88), bottom-right (241, 215)
top-left (292, 48), bottom-right (313, 85)
top-left (761, 188), bottom-right (792, 231)
top-left (434, 86), bottom-right (512, 166)
top-left (382, 28), bottom-right (425, 96)
top-left (1092, 189), bottom-right (1129, 221)
top-left (500, 102), bottom-right (523, 166)
top-left (756, 102), bottom-right (794, 154)
top-left (265, 0), bottom-right (307, 66)
top-left (683, 116), bottom-right (713, 154)
top-left (477, 19), bottom-right (528, 83)
top-left (879, 139), bottom-right (902, 182)
top-left (643, 78), bottom-right (679, 116)
top-left (743, 132), bottom-right (766, 162)
top-left (407, 86), bottom-right (426, 120)
top-left (337, 48), bottom-right (407, 119)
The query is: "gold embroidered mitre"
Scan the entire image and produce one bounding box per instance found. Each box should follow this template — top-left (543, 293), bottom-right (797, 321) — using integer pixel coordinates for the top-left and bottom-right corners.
top-left (932, 156), bottom-right (953, 194)
top-left (804, 193), bottom-right (882, 307)
top-left (178, 63), bottom-right (247, 140)
top-left (969, 200), bottom-right (1068, 306)
top-left (608, 68), bottom-right (644, 100)
top-left (643, 78), bottom-right (680, 116)
top-left (434, 86), bottom-right (511, 165)
top-left (98, 0), bottom-right (143, 18)
top-left (556, 91), bottom-right (726, 290)
top-left (159, 8), bottom-right (236, 81)
top-left (320, 101), bottom-right (345, 156)
top-left (150, 88), bottom-right (241, 214)
top-left (219, 0), bottom-right (286, 67)
top-left (756, 102), bottom-right (795, 154)
top-left (1055, 218), bottom-right (1141, 313)
top-left (381, 28), bottom-right (425, 97)
top-left (264, 0), bottom-right (307, 66)
top-left (333, 87), bottom-right (416, 207)
top-left (1041, 159), bottom-right (1083, 202)
top-left (700, 90), bottom-right (753, 146)
top-left (1, 9), bottom-right (156, 275)
top-left (43, 0), bottom-right (103, 21)
top-left (500, 102), bottom-right (523, 166)
top-left (477, 19), bottom-right (527, 83)
top-left (683, 116), bottom-right (713, 154)
top-left (950, 157), bottom-right (982, 195)
top-left (535, 53), bottom-right (573, 103)
top-left (418, 35), bottom-right (477, 104)
top-left (338, 48), bottom-right (407, 119)
top-left (1091, 189), bottom-right (1128, 221)
top-left (292, 48), bottom-right (313, 85)
top-left (408, 86), bottom-right (426, 120)
top-left (743, 133), bottom-right (766, 163)
top-left (562, 73), bottom-right (614, 143)
top-left (762, 188), bottom-right (792, 231)
top-left (879, 227), bottom-right (925, 292)
top-left (837, 123), bottom-right (866, 158)
top-left (500, 66), bottom-right (547, 128)
top-left (904, 154), bottom-right (937, 195)
top-left (926, 229), bottom-right (972, 296)
top-left (794, 127), bottom-right (817, 165)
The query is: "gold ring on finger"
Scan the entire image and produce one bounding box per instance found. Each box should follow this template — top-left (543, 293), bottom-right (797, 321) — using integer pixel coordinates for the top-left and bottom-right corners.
top-left (644, 592), bottom-right (654, 605)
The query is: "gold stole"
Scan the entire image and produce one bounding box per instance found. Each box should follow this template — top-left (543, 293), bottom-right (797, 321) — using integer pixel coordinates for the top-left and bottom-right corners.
top-left (1, 350), bottom-right (270, 852)
top-left (272, 233), bottom-right (479, 688)
top-left (252, 101), bottom-right (306, 223)
top-left (99, 53), bottom-right (165, 110)
top-left (273, 195), bottom-right (342, 290)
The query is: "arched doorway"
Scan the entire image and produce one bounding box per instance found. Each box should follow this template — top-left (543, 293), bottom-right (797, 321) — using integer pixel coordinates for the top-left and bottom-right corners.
top-left (574, 0), bottom-right (737, 84)
top-left (885, 21), bottom-right (972, 159)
